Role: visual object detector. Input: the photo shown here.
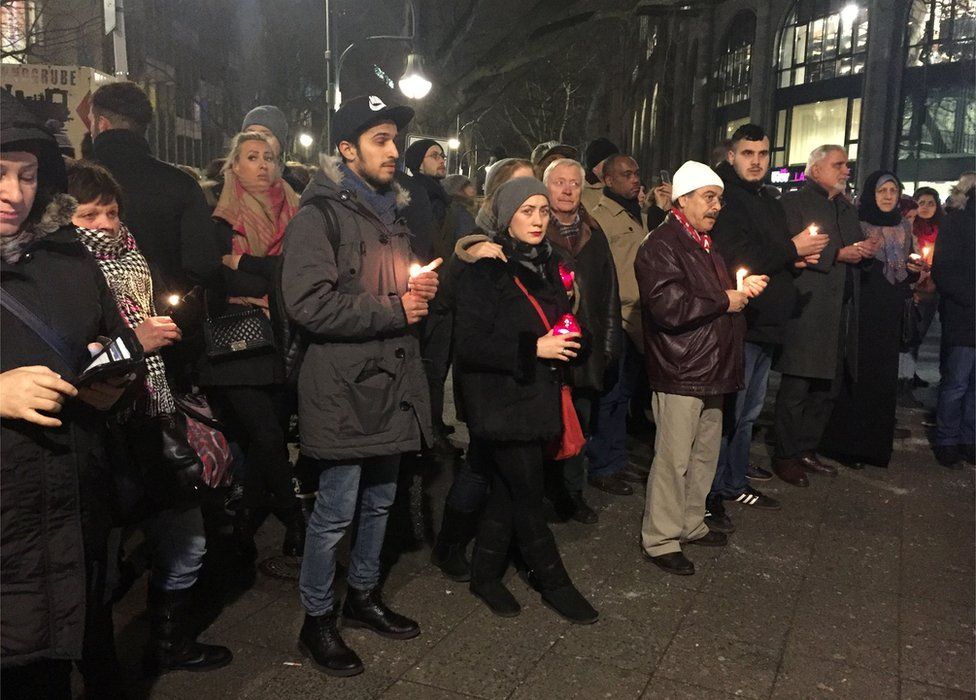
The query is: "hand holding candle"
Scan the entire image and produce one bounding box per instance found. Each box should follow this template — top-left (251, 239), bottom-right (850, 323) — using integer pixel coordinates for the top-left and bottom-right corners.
top-left (736, 267), bottom-right (748, 292)
top-left (407, 257), bottom-right (442, 301)
top-left (553, 313), bottom-right (581, 336)
top-left (922, 245), bottom-right (932, 264)
top-left (793, 224), bottom-right (829, 258)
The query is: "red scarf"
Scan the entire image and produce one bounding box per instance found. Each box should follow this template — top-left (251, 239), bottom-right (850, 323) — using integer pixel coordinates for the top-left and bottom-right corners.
top-left (671, 208), bottom-right (712, 253)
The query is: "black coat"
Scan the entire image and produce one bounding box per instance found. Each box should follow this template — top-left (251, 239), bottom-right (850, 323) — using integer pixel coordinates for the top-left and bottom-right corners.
top-left (394, 170), bottom-right (436, 263)
top-left (548, 210), bottom-right (622, 392)
top-left (1, 206), bottom-right (131, 665)
top-left (933, 194), bottom-right (975, 347)
top-left (92, 129), bottom-right (222, 295)
top-left (710, 162), bottom-right (799, 345)
top-left (454, 254), bottom-right (571, 442)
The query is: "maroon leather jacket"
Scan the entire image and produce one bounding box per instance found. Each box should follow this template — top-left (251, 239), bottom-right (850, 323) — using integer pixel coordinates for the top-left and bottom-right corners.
top-left (634, 213), bottom-right (745, 397)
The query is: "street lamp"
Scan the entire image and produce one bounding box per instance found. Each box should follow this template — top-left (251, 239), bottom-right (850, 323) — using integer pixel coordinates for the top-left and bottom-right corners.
top-left (298, 133), bottom-right (314, 149)
top-left (447, 137), bottom-right (461, 150)
top-left (840, 3), bottom-right (860, 27)
top-left (397, 53), bottom-right (432, 100)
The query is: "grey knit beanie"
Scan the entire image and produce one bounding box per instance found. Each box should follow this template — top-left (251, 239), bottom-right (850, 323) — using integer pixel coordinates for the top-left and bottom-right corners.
top-left (242, 105), bottom-right (289, 153)
top-left (491, 177), bottom-right (551, 233)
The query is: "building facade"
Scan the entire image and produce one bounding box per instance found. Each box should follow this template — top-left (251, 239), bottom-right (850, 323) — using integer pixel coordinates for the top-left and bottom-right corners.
top-left (621, 0), bottom-right (974, 197)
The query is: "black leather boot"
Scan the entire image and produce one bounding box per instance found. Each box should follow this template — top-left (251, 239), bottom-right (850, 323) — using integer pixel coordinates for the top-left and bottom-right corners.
top-left (143, 588), bottom-right (233, 676)
top-left (232, 507), bottom-right (264, 561)
top-left (469, 518), bottom-right (520, 617)
top-left (520, 533), bottom-right (598, 625)
top-left (342, 587), bottom-right (420, 639)
top-left (275, 498), bottom-right (307, 557)
top-left (298, 611), bottom-right (363, 677)
top-left (431, 505), bottom-right (477, 582)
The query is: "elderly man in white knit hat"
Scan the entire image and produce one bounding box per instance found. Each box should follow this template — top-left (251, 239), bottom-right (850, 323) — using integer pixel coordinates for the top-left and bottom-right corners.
top-left (634, 161), bottom-right (768, 576)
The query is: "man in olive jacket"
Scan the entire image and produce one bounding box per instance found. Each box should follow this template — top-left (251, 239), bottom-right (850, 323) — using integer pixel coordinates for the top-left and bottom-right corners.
top-left (773, 145), bottom-right (877, 486)
top-left (634, 161), bottom-right (765, 577)
top-left (281, 96), bottom-right (437, 677)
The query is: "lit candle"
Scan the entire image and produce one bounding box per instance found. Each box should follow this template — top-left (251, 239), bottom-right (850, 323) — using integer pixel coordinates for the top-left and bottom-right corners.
top-left (736, 267), bottom-right (748, 292)
top-left (553, 313), bottom-right (581, 336)
top-left (909, 253), bottom-right (922, 261)
top-left (166, 294), bottom-right (181, 308)
top-left (409, 263), bottom-right (423, 279)
top-left (922, 245), bottom-right (931, 262)
top-left (809, 224), bottom-right (819, 236)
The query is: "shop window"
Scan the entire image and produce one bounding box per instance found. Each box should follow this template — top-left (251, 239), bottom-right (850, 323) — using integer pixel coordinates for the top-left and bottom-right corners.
top-left (899, 81), bottom-right (976, 160)
top-left (773, 97), bottom-right (860, 166)
top-left (777, 0), bottom-right (869, 88)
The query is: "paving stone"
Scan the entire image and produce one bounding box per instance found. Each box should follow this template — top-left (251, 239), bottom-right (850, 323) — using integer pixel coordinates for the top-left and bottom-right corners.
top-left (902, 635), bottom-right (976, 693)
top-left (786, 607), bottom-right (899, 674)
top-left (239, 663), bottom-right (395, 699)
top-left (900, 596), bottom-right (975, 643)
top-left (380, 679), bottom-right (478, 699)
top-left (678, 587), bottom-right (793, 651)
top-left (654, 627), bottom-right (780, 699)
top-left (640, 677), bottom-right (741, 699)
top-left (771, 654), bottom-right (898, 699)
top-left (901, 680), bottom-right (976, 699)
top-left (509, 652), bottom-right (650, 699)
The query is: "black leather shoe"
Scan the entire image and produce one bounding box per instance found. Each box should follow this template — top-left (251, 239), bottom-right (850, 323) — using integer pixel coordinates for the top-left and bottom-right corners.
top-left (773, 457), bottom-right (810, 487)
top-left (144, 588), bottom-right (233, 676)
top-left (342, 587), bottom-right (420, 640)
top-left (642, 549), bottom-right (695, 576)
top-left (588, 474), bottom-right (634, 496)
top-left (569, 492), bottom-right (598, 524)
top-left (686, 530), bottom-right (728, 547)
top-left (297, 612), bottom-right (363, 677)
top-left (798, 452), bottom-right (837, 477)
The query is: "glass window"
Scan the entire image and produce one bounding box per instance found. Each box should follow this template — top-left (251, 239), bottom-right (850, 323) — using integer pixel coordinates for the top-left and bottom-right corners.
top-left (906, 0), bottom-right (975, 66)
top-left (715, 11), bottom-right (756, 107)
top-left (899, 81), bottom-right (976, 160)
top-left (723, 117), bottom-right (751, 141)
top-left (776, 0), bottom-right (869, 87)
top-left (788, 97), bottom-right (850, 164)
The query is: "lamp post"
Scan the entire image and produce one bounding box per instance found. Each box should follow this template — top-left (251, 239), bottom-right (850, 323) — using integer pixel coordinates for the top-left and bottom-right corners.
top-left (298, 132), bottom-right (314, 163)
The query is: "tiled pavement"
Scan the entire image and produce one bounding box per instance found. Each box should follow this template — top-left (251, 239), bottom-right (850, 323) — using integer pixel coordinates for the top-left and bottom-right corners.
top-left (111, 339), bottom-right (975, 699)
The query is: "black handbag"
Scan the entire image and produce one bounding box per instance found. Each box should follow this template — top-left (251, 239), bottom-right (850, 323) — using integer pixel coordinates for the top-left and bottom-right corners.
top-left (203, 293), bottom-right (275, 359)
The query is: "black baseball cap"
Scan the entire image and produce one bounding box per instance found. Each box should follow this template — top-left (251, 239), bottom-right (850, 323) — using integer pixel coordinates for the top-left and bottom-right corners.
top-left (331, 95), bottom-right (414, 147)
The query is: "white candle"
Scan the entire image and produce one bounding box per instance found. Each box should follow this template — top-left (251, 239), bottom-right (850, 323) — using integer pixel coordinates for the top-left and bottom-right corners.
top-left (409, 263), bottom-right (422, 279)
top-left (736, 268), bottom-right (748, 292)
top-left (809, 224), bottom-right (819, 236)
top-left (909, 253), bottom-right (922, 261)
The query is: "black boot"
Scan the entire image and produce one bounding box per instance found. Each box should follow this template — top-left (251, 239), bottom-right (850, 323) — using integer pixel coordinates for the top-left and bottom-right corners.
top-left (521, 533), bottom-right (598, 625)
top-left (297, 611), bottom-right (363, 677)
top-left (342, 587), bottom-right (420, 639)
top-left (232, 507), bottom-right (264, 561)
top-left (143, 588), bottom-right (233, 676)
top-left (469, 519), bottom-right (520, 617)
top-left (431, 505), bottom-right (477, 582)
top-left (275, 499), bottom-right (307, 557)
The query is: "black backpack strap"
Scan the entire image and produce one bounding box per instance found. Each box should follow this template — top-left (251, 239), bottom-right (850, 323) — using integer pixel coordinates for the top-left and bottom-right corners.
top-left (304, 196), bottom-right (341, 259)
top-left (0, 287), bottom-right (83, 371)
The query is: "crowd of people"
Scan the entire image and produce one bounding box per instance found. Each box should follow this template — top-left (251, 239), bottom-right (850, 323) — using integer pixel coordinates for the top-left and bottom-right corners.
top-left (1, 78), bottom-right (973, 693)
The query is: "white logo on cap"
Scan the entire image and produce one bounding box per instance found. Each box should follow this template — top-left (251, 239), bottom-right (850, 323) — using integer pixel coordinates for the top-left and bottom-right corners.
top-left (368, 96), bottom-right (387, 111)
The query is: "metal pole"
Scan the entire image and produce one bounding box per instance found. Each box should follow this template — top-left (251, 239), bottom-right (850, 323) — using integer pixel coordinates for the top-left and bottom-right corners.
top-left (324, 0), bottom-right (332, 154)
top-left (112, 0), bottom-right (129, 78)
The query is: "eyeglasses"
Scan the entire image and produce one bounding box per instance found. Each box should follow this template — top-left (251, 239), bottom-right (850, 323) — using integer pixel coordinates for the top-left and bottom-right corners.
top-left (426, 152), bottom-right (447, 161)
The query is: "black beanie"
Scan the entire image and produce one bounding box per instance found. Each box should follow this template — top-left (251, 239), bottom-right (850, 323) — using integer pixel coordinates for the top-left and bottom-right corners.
top-left (404, 138), bottom-right (440, 175)
top-left (1, 90), bottom-right (67, 194)
top-left (584, 137), bottom-right (619, 171)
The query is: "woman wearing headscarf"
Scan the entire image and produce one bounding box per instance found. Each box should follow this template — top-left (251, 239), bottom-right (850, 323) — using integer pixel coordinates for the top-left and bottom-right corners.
top-left (820, 171), bottom-right (925, 467)
top-left (453, 177), bottom-right (598, 624)
top-left (0, 91), bottom-right (133, 697)
top-left (202, 131), bottom-right (303, 559)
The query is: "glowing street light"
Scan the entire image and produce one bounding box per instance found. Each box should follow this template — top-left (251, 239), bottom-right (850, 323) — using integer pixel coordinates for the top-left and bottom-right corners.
top-left (398, 53), bottom-right (432, 100)
top-left (840, 3), bottom-right (860, 27)
top-left (298, 133), bottom-right (314, 149)
top-left (447, 137), bottom-right (461, 150)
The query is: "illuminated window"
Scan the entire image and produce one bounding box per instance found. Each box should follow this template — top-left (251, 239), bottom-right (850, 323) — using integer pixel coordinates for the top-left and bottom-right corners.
top-left (906, 0), bottom-right (975, 66)
top-left (715, 11), bottom-right (756, 108)
top-left (772, 97), bottom-right (861, 166)
top-left (0, 1), bottom-right (37, 63)
top-left (777, 0), bottom-right (868, 88)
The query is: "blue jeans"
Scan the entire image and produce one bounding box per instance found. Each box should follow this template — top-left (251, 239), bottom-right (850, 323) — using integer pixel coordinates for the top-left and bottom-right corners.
top-left (587, 336), bottom-right (643, 477)
top-left (145, 506), bottom-right (207, 592)
top-left (936, 346), bottom-right (976, 446)
top-left (299, 455), bottom-right (400, 615)
top-left (711, 343), bottom-right (773, 498)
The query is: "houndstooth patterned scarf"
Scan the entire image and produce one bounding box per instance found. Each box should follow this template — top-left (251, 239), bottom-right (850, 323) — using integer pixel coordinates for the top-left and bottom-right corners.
top-left (75, 224), bottom-right (175, 417)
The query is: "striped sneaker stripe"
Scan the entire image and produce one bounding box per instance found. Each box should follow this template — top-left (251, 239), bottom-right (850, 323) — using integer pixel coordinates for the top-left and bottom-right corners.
top-left (735, 493), bottom-right (760, 505)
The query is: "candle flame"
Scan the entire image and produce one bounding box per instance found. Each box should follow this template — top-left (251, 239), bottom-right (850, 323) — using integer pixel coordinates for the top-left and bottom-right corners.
top-left (809, 224), bottom-right (819, 236)
top-left (922, 246), bottom-right (931, 258)
top-left (409, 263), bottom-right (422, 278)
top-left (166, 294), bottom-right (181, 307)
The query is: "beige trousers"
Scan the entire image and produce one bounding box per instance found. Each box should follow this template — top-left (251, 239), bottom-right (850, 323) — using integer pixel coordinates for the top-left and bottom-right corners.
top-left (641, 392), bottom-right (723, 556)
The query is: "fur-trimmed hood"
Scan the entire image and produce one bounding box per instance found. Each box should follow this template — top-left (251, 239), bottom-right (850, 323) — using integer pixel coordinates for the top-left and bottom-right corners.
top-left (0, 192), bottom-right (76, 264)
top-left (312, 154), bottom-right (410, 210)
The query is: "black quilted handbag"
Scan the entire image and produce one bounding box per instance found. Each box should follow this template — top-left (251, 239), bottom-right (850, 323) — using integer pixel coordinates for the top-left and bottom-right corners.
top-left (203, 295), bottom-right (275, 359)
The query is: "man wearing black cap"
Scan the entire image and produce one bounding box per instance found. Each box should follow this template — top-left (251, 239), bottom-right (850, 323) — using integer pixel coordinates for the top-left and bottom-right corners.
top-left (582, 137), bottom-right (619, 210)
top-left (281, 95), bottom-right (438, 677)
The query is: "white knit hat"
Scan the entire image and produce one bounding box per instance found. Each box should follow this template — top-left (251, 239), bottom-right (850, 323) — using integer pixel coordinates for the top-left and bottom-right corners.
top-left (671, 160), bottom-right (724, 202)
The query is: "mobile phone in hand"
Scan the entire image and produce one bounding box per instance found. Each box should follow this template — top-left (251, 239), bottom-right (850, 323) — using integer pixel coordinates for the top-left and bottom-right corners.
top-left (660, 170), bottom-right (671, 185)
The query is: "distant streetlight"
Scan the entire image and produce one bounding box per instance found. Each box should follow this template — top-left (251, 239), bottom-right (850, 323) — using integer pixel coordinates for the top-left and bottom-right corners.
top-left (447, 137), bottom-right (461, 150)
top-left (840, 3), bottom-right (860, 27)
top-left (397, 53), bottom-right (432, 100)
top-left (298, 133), bottom-right (314, 149)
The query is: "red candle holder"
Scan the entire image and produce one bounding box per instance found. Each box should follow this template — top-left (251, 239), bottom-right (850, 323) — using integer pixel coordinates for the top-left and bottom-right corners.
top-left (553, 313), bottom-right (581, 335)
